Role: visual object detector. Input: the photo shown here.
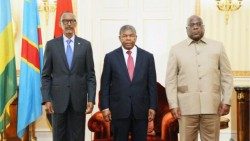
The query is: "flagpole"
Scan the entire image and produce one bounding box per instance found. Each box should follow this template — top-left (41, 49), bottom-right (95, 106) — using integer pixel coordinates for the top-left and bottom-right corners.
top-left (30, 122), bottom-right (37, 141)
top-left (0, 132), bottom-right (3, 141)
top-left (2, 114), bottom-right (6, 141)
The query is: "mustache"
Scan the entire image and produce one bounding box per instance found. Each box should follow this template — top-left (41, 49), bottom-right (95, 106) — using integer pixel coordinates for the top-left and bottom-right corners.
top-left (65, 27), bottom-right (73, 30)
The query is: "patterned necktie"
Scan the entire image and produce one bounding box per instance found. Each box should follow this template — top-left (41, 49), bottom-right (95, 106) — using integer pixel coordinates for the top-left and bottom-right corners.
top-left (66, 39), bottom-right (73, 68)
top-left (126, 50), bottom-right (134, 81)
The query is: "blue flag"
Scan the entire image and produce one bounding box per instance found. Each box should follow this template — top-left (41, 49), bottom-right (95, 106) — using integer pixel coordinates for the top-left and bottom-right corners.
top-left (17, 0), bottom-right (43, 138)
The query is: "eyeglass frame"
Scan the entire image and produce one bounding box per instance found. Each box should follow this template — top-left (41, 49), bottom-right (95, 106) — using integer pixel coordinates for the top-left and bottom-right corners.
top-left (61, 19), bottom-right (77, 25)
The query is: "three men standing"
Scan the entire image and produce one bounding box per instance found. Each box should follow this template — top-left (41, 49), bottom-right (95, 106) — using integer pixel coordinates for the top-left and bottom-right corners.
top-left (41, 12), bottom-right (233, 141)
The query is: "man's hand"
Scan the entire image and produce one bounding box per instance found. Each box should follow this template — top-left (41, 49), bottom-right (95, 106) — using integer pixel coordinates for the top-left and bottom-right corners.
top-left (148, 109), bottom-right (155, 122)
top-left (86, 102), bottom-right (94, 114)
top-left (45, 102), bottom-right (54, 114)
top-left (101, 109), bottom-right (111, 122)
top-left (218, 103), bottom-right (230, 116)
top-left (170, 107), bottom-right (181, 119)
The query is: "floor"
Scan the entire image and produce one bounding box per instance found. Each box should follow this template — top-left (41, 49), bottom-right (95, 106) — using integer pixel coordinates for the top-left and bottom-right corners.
top-left (36, 131), bottom-right (237, 141)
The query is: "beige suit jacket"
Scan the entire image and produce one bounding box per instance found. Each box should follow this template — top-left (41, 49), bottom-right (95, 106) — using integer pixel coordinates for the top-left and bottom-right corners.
top-left (165, 37), bottom-right (233, 115)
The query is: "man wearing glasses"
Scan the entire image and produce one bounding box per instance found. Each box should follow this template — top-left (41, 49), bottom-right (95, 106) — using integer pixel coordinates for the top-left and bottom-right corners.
top-left (165, 15), bottom-right (233, 141)
top-left (41, 12), bottom-right (96, 141)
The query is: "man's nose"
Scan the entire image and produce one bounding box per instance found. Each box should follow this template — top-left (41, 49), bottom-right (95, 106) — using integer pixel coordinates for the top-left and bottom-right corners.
top-left (192, 25), bottom-right (199, 30)
top-left (125, 36), bottom-right (132, 40)
top-left (67, 22), bottom-right (72, 25)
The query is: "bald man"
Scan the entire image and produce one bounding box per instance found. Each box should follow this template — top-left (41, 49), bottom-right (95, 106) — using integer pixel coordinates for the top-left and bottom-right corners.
top-left (165, 15), bottom-right (233, 141)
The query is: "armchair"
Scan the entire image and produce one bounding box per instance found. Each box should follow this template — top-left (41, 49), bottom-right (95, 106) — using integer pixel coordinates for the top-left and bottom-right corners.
top-left (88, 82), bottom-right (179, 141)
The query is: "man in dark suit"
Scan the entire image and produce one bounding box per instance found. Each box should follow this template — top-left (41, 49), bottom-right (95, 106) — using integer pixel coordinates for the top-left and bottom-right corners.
top-left (41, 12), bottom-right (96, 141)
top-left (100, 25), bottom-right (157, 141)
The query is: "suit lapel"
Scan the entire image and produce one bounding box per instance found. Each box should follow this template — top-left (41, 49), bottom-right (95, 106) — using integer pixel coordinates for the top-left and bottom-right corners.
top-left (71, 36), bottom-right (81, 69)
top-left (132, 47), bottom-right (143, 82)
top-left (116, 47), bottom-right (131, 82)
top-left (57, 37), bottom-right (69, 69)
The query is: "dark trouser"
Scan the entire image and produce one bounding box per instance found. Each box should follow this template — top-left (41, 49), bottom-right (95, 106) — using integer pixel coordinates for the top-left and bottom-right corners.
top-left (52, 102), bottom-right (86, 141)
top-left (112, 114), bottom-right (148, 141)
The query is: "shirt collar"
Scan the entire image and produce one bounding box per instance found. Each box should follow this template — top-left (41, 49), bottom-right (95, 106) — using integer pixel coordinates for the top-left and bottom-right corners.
top-left (63, 34), bottom-right (75, 44)
top-left (187, 37), bottom-right (207, 46)
top-left (122, 46), bottom-right (137, 54)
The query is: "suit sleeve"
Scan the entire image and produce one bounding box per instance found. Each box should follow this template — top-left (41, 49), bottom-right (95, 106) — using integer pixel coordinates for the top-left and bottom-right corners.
top-left (148, 54), bottom-right (157, 110)
top-left (85, 42), bottom-right (97, 104)
top-left (100, 54), bottom-right (111, 110)
top-left (219, 44), bottom-right (233, 105)
top-left (41, 42), bottom-right (53, 103)
top-left (165, 47), bottom-right (178, 109)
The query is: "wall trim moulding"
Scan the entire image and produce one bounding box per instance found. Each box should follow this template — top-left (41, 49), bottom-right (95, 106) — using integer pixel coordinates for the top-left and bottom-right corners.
top-left (233, 71), bottom-right (250, 77)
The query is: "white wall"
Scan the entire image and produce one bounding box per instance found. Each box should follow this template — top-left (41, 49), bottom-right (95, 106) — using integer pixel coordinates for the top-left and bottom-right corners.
top-left (76, 0), bottom-right (196, 140)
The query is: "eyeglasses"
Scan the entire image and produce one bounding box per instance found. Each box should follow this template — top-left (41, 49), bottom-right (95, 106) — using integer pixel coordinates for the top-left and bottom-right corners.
top-left (61, 19), bottom-right (76, 25)
top-left (187, 22), bottom-right (204, 28)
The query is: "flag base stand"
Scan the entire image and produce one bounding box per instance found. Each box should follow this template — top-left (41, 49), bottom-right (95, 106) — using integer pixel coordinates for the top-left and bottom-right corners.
top-left (0, 133), bottom-right (6, 141)
top-left (29, 123), bottom-right (37, 141)
top-left (1, 98), bottom-right (29, 141)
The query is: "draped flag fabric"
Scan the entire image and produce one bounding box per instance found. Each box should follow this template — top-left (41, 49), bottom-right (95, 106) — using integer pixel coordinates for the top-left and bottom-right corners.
top-left (17, 0), bottom-right (43, 138)
top-left (54, 0), bottom-right (73, 38)
top-left (0, 0), bottom-right (17, 133)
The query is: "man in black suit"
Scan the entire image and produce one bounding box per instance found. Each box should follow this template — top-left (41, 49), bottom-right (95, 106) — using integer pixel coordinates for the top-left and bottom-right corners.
top-left (100, 25), bottom-right (157, 141)
top-left (41, 12), bottom-right (96, 141)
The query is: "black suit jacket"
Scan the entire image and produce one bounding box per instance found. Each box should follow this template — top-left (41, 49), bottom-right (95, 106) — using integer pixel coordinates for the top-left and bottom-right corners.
top-left (41, 36), bottom-right (96, 114)
top-left (100, 47), bottom-right (157, 119)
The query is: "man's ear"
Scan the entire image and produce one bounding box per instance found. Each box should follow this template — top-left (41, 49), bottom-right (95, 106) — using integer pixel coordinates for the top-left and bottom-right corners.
top-left (59, 22), bottom-right (62, 29)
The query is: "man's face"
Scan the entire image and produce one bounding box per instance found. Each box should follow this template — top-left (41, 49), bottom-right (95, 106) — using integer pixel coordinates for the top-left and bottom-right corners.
top-left (60, 13), bottom-right (77, 38)
top-left (119, 29), bottom-right (137, 50)
top-left (186, 16), bottom-right (204, 41)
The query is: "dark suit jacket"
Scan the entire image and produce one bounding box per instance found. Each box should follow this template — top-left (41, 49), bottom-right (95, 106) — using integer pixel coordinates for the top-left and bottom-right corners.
top-left (41, 36), bottom-right (96, 114)
top-left (100, 46), bottom-right (157, 119)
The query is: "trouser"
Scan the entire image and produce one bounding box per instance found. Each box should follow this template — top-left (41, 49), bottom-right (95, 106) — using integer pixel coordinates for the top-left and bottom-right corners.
top-left (112, 112), bottom-right (148, 141)
top-left (178, 114), bottom-right (220, 141)
top-left (52, 101), bottom-right (86, 141)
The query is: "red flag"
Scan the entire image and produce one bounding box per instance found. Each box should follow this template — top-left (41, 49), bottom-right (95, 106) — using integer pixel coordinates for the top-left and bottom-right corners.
top-left (54, 0), bottom-right (73, 38)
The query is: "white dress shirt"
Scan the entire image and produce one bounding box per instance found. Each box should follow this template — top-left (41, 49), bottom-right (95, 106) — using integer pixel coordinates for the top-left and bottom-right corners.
top-left (63, 34), bottom-right (75, 53)
top-left (122, 46), bottom-right (137, 66)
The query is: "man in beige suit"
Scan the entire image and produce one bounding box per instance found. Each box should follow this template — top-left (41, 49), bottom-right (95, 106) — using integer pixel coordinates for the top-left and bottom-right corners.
top-left (165, 15), bottom-right (233, 141)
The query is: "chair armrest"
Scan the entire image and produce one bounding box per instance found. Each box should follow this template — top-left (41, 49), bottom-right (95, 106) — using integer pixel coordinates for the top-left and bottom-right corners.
top-left (161, 112), bottom-right (178, 141)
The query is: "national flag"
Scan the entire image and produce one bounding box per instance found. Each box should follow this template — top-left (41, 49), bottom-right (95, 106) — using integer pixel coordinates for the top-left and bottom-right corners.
top-left (0, 0), bottom-right (17, 133)
top-left (54, 0), bottom-right (73, 38)
top-left (17, 0), bottom-right (43, 138)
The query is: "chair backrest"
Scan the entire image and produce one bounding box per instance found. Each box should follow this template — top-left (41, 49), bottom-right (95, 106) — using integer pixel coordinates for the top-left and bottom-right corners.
top-left (154, 82), bottom-right (171, 135)
top-left (88, 82), bottom-right (172, 139)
